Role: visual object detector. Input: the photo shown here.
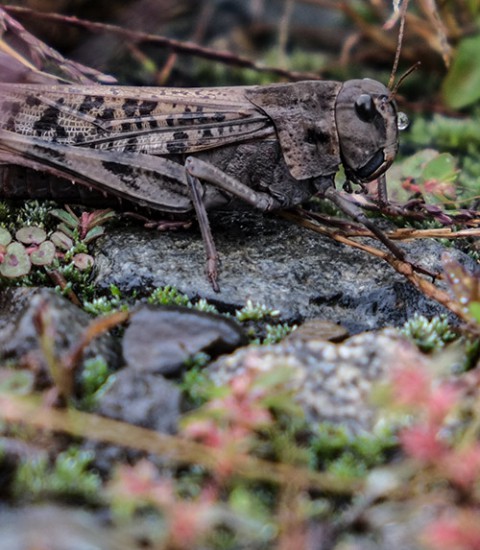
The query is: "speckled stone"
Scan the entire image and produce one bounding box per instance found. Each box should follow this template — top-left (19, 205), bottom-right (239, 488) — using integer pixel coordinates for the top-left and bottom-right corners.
top-left (207, 328), bottom-right (427, 434)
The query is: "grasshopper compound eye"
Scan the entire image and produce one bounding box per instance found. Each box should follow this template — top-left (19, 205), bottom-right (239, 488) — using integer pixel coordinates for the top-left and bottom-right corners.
top-left (354, 94), bottom-right (376, 122)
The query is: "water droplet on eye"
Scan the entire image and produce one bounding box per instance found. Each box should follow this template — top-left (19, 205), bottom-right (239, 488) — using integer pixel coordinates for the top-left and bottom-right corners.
top-left (397, 112), bottom-right (409, 131)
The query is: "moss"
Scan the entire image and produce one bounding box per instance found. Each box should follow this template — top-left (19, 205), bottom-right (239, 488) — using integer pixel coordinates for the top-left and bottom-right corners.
top-left (235, 300), bottom-right (280, 322)
top-left (82, 284), bottom-right (128, 316)
top-left (180, 363), bottom-right (216, 408)
top-left (403, 110), bottom-right (480, 205)
top-left (78, 356), bottom-right (115, 410)
top-left (13, 446), bottom-right (102, 503)
top-left (194, 298), bottom-right (219, 314)
top-left (147, 285), bottom-right (191, 307)
top-left (408, 110), bottom-right (480, 153)
top-left (401, 313), bottom-right (457, 353)
top-left (53, 261), bottom-right (96, 301)
top-left (261, 323), bottom-right (295, 344)
top-left (309, 423), bottom-right (396, 479)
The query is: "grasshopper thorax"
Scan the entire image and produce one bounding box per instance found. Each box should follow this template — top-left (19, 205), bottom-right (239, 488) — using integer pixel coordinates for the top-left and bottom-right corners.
top-left (335, 78), bottom-right (400, 185)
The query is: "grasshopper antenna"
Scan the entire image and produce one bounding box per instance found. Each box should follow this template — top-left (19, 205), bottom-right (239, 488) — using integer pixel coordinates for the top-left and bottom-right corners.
top-left (387, 0), bottom-right (410, 91)
top-left (390, 61), bottom-right (421, 97)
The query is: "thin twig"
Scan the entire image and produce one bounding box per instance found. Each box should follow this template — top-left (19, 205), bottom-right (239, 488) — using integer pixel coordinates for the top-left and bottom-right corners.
top-left (0, 393), bottom-right (361, 494)
top-left (279, 209), bottom-right (466, 320)
top-left (62, 310), bottom-right (130, 372)
top-left (45, 268), bottom-right (81, 307)
top-left (3, 5), bottom-right (322, 81)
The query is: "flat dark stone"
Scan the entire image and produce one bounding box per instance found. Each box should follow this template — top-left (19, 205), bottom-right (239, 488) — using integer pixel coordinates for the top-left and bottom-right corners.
top-left (94, 211), bottom-right (475, 332)
top-left (123, 305), bottom-right (246, 375)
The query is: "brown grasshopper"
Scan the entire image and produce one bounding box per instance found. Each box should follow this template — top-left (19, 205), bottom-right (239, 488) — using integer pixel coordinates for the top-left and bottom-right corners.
top-left (0, 77), bottom-right (413, 291)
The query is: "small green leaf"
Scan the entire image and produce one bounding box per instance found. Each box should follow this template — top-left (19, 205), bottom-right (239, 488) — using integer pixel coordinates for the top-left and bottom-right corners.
top-left (30, 240), bottom-right (56, 266)
top-left (421, 153), bottom-right (459, 183)
top-left (56, 223), bottom-right (76, 239)
top-left (50, 231), bottom-right (74, 251)
top-left (399, 149), bottom-right (438, 179)
top-left (15, 226), bottom-right (46, 245)
top-left (0, 227), bottom-right (12, 246)
top-left (0, 242), bottom-right (31, 277)
top-left (49, 208), bottom-right (79, 228)
top-left (443, 34), bottom-right (480, 109)
top-left (84, 225), bottom-right (105, 243)
top-left (468, 302), bottom-right (480, 324)
top-left (86, 209), bottom-right (115, 227)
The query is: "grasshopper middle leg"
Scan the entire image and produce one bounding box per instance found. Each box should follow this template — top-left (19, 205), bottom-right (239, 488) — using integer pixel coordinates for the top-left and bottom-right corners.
top-left (185, 156), bottom-right (282, 291)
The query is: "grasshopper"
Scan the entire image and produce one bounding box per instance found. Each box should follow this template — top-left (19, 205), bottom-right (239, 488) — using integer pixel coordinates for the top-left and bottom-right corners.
top-left (0, 76), bottom-right (412, 291)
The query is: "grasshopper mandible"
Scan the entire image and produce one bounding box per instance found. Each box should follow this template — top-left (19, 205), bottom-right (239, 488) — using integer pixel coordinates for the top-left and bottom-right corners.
top-left (0, 77), bottom-right (409, 290)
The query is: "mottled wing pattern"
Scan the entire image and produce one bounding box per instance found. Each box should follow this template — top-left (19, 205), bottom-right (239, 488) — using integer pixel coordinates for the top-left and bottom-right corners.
top-left (0, 83), bottom-right (275, 155)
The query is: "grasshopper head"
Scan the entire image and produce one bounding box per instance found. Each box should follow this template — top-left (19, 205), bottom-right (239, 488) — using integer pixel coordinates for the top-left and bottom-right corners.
top-left (335, 79), bottom-right (401, 184)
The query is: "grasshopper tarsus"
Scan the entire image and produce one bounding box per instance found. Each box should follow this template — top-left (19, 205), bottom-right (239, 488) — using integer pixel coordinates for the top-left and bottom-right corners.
top-left (324, 186), bottom-right (440, 279)
top-left (329, 187), bottom-right (441, 280)
top-left (207, 258), bottom-right (221, 293)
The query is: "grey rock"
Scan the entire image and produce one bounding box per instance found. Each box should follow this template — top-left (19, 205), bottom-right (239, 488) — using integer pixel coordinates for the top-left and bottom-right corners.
top-left (0, 505), bottom-right (138, 550)
top-left (92, 368), bottom-right (180, 433)
top-left (94, 211), bottom-right (472, 332)
top-left (123, 305), bottom-right (246, 375)
top-left (0, 287), bottom-right (119, 383)
top-left (207, 329), bottom-right (426, 434)
top-left (84, 368), bottom-right (181, 474)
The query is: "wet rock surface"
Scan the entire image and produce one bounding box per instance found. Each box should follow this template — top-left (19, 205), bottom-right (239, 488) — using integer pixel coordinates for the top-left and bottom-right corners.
top-left (94, 211), bottom-right (473, 332)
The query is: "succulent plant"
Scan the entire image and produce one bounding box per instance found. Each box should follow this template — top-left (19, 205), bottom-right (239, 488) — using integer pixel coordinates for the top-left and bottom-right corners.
top-left (30, 241), bottom-right (56, 266)
top-left (0, 241), bottom-right (31, 278)
top-left (0, 206), bottom-right (115, 281)
top-left (49, 207), bottom-right (115, 243)
top-left (15, 226), bottom-right (47, 245)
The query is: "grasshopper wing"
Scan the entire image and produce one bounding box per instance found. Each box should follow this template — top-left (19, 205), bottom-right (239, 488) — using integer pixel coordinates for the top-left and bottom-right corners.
top-left (0, 83), bottom-right (275, 155)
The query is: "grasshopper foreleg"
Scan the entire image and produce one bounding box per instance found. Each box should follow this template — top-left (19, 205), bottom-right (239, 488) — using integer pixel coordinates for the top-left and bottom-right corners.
top-left (324, 186), bottom-right (405, 259)
top-left (323, 186), bottom-right (437, 278)
top-left (376, 173), bottom-right (389, 207)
